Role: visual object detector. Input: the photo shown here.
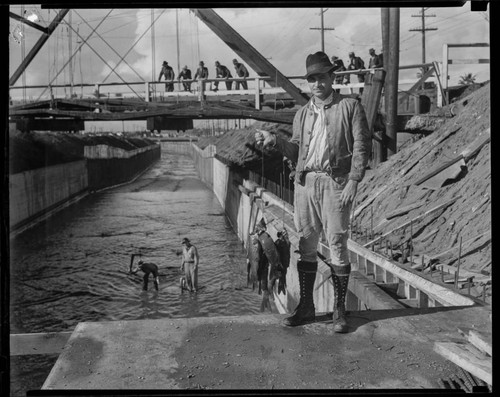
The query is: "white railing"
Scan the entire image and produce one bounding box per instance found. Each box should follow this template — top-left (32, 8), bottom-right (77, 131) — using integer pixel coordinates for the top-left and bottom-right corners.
top-left (10, 65), bottom-right (443, 109)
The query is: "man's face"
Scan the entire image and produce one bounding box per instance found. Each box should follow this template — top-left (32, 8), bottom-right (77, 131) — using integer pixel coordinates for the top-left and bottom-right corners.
top-left (307, 72), bottom-right (334, 100)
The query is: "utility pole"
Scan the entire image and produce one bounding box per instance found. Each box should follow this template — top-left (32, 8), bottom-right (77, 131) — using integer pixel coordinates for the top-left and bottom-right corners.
top-left (309, 8), bottom-right (335, 52)
top-left (410, 8), bottom-right (437, 67)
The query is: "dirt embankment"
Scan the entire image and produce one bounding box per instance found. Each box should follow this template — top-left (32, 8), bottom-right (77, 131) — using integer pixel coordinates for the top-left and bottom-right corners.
top-left (9, 131), bottom-right (157, 174)
top-left (354, 83), bottom-right (490, 301)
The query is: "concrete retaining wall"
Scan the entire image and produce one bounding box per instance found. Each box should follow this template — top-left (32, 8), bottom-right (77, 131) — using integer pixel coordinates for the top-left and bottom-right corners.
top-left (9, 160), bottom-right (89, 233)
top-left (87, 144), bottom-right (160, 191)
top-left (10, 143), bottom-right (160, 235)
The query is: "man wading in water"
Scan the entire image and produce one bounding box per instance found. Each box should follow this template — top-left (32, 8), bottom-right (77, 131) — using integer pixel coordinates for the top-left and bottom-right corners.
top-left (129, 254), bottom-right (160, 291)
top-left (180, 238), bottom-right (199, 292)
top-left (255, 51), bottom-right (371, 333)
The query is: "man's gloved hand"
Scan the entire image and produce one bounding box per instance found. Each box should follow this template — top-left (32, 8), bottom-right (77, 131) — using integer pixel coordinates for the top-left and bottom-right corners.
top-left (254, 129), bottom-right (276, 149)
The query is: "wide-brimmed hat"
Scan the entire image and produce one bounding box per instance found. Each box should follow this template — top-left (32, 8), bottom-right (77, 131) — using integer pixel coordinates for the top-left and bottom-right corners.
top-left (304, 52), bottom-right (335, 79)
top-left (182, 238), bottom-right (190, 245)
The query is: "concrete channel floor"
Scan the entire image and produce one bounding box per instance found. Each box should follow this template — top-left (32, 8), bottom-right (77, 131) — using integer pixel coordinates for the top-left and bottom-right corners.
top-left (40, 304), bottom-right (491, 392)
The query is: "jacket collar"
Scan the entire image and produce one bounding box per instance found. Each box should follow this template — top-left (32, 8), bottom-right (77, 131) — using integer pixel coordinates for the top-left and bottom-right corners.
top-left (308, 91), bottom-right (340, 110)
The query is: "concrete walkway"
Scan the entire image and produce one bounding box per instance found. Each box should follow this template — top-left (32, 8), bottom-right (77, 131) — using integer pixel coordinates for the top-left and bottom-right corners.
top-left (42, 304), bottom-right (490, 391)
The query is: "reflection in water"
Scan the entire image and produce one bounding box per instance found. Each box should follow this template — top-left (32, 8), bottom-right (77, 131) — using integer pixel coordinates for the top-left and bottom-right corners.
top-left (10, 149), bottom-right (264, 334)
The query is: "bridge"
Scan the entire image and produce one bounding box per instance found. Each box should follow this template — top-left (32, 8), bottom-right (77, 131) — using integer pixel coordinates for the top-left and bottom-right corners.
top-left (9, 8), bottom-right (393, 133)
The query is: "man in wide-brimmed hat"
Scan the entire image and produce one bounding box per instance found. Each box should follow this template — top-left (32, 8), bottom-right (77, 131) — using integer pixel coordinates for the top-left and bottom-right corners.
top-left (254, 51), bottom-right (372, 333)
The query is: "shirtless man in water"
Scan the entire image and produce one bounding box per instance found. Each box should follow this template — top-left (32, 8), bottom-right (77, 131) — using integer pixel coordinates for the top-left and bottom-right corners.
top-left (180, 238), bottom-right (199, 292)
top-left (129, 254), bottom-right (160, 291)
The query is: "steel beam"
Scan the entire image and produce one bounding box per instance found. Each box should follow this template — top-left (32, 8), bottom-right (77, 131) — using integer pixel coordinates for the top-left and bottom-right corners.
top-left (191, 8), bottom-right (309, 106)
top-left (9, 9), bottom-right (70, 87)
top-left (9, 11), bottom-right (49, 34)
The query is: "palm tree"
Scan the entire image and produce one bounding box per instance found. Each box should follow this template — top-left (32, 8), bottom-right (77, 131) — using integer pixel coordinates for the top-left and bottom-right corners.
top-left (458, 73), bottom-right (477, 85)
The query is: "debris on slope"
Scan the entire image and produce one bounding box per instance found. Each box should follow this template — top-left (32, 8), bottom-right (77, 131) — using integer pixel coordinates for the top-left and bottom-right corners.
top-left (354, 83), bottom-right (491, 303)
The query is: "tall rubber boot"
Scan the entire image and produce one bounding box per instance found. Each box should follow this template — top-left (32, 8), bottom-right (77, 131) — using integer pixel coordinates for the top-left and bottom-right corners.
top-left (282, 261), bottom-right (317, 327)
top-left (331, 264), bottom-right (351, 333)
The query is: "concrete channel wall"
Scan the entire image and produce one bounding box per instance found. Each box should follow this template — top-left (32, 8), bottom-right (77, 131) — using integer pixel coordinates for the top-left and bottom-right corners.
top-left (9, 143), bottom-right (160, 235)
top-left (86, 144), bottom-right (160, 191)
top-left (9, 160), bottom-right (89, 234)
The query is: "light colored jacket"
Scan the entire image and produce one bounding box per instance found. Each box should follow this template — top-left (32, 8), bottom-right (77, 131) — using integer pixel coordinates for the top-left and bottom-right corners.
top-left (274, 93), bottom-right (372, 184)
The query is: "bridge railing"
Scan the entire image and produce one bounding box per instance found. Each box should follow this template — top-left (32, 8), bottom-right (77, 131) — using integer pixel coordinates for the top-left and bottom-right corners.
top-left (10, 66), bottom-right (440, 109)
top-left (9, 69), bottom-right (379, 107)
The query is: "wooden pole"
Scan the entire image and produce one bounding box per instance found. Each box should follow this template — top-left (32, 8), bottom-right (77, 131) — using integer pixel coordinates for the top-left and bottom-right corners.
top-left (380, 8), bottom-right (390, 162)
top-left (385, 8), bottom-right (400, 157)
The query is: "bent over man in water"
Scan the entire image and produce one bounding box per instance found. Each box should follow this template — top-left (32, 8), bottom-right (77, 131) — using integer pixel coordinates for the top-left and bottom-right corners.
top-left (129, 254), bottom-right (160, 291)
top-left (180, 238), bottom-right (199, 292)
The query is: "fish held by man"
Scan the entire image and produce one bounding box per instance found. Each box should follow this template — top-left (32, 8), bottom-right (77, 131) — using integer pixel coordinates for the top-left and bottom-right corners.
top-left (274, 229), bottom-right (291, 295)
top-left (247, 232), bottom-right (263, 291)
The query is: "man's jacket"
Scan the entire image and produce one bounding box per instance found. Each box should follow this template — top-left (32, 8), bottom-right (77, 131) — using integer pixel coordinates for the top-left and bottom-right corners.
top-left (274, 93), bottom-right (372, 184)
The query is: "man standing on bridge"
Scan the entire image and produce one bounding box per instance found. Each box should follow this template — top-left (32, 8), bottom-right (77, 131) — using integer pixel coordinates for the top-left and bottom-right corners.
top-left (233, 59), bottom-right (249, 90)
top-left (194, 61), bottom-right (209, 93)
top-left (213, 61), bottom-right (233, 91)
top-left (255, 51), bottom-right (372, 333)
top-left (159, 61), bottom-right (175, 92)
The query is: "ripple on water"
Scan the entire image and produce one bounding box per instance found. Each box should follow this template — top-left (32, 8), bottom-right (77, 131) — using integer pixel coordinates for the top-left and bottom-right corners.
top-left (10, 152), bottom-right (264, 334)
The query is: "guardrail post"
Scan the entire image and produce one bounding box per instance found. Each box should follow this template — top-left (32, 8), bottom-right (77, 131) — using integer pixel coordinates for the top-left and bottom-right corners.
top-left (255, 77), bottom-right (261, 110)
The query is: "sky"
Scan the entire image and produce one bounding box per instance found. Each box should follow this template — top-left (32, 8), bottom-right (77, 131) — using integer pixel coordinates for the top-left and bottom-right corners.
top-left (9, 3), bottom-right (490, 117)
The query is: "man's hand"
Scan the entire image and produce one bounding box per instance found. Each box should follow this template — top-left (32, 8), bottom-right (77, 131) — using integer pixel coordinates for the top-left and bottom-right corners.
top-left (255, 129), bottom-right (276, 149)
top-left (340, 179), bottom-right (358, 208)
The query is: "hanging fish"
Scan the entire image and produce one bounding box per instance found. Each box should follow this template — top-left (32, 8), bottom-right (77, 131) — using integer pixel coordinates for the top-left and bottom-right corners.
top-left (257, 230), bottom-right (283, 300)
top-left (246, 232), bottom-right (264, 291)
top-left (274, 229), bottom-right (291, 295)
top-left (259, 258), bottom-right (272, 312)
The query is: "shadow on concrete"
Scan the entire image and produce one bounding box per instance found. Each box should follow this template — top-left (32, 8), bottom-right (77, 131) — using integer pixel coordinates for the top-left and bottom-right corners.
top-left (312, 304), bottom-right (482, 333)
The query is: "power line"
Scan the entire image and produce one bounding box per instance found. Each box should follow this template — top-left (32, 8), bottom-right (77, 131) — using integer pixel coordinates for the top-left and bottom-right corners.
top-left (309, 8), bottom-right (335, 53)
top-left (409, 7), bottom-right (437, 65)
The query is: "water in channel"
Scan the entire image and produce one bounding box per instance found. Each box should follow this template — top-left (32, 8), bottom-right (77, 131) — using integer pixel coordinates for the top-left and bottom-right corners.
top-left (9, 146), bottom-right (264, 394)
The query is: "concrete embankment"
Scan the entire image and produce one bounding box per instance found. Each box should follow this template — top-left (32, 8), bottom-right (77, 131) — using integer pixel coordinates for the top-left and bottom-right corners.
top-left (9, 141), bottom-right (160, 236)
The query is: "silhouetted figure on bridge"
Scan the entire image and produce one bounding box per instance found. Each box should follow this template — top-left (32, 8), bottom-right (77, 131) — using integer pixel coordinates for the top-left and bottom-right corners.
top-left (194, 61), bottom-right (209, 92)
top-left (129, 254), bottom-right (160, 291)
top-left (346, 52), bottom-right (365, 94)
top-left (233, 59), bottom-right (249, 90)
top-left (159, 61), bottom-right (175, 92)
top-left (368, 48), bottom-right (383, 69)
top-left (331, 55), bottom-right (346, 91)
top-left (179, 65), bottom-right (192, 92)
top-left (214, 61), bottom-right (233, 91)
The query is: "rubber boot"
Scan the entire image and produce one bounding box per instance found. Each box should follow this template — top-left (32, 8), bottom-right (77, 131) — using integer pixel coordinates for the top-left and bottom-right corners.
top-left (332, 264), bottom-right (351, 333)
top-left (282, 261), bottom-right (317, 327)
